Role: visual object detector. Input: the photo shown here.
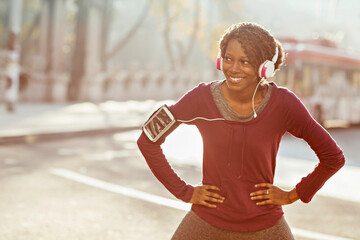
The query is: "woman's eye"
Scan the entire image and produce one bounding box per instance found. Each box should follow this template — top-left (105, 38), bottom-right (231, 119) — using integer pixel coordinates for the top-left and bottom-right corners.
top-left (224, 57), bottom-right (231, 62)
top-left (243, 60), bottom-right (249, 64)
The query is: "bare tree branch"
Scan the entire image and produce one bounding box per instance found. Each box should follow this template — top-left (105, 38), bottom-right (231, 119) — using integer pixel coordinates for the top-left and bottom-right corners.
top-left (105, 0), bottom-right (153, 62)
top-left (179, 0), bottom-right (200, 66)
top-left (163, 0), bottom-right (175, 68)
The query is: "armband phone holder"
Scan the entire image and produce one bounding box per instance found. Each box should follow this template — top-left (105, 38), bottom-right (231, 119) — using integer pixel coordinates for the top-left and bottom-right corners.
top-left (142, 105), bottom-right (176, 142)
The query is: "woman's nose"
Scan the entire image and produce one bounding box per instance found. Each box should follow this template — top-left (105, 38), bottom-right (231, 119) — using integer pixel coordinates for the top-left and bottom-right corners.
top-left (230, 62), bottom-right (241, 72)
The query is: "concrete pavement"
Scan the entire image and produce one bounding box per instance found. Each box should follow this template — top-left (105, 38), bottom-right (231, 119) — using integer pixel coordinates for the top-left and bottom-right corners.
top-left (1, 101), bottom-right (360, 239)
top-left (0, 100), bottom-right (173, 145)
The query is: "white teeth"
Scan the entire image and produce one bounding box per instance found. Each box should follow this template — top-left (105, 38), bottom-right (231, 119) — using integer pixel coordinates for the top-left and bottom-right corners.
top-left (230, 77), bottom-right (243, 81)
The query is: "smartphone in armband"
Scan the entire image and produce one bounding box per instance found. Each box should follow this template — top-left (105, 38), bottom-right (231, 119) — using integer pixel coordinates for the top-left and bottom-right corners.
top-left (142, 105), bottom-right (176, 142)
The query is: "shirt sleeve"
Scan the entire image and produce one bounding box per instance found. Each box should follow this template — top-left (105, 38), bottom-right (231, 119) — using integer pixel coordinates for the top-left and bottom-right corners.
top-left (137, 85), bottom-right (201, 202)
top-left (282, 89), bottom-right (345, 203)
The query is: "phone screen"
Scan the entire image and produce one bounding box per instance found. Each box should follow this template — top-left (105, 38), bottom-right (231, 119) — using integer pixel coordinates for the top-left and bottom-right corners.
top-left (143, 106), bottom-right (175, 142)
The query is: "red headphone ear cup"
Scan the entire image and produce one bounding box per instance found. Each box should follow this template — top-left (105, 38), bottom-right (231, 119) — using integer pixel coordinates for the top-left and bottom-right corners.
top-left (216, 57), bottom-right (223, 71)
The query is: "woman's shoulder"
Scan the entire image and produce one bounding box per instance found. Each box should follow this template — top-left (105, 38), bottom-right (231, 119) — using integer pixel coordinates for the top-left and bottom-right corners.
top-left (171, 81), bottom-right (218, 119)
top-left (186, 80), bottom-right (221, 95)
top-left (271, 82), bottom-right (298, 101)
top-left (197, 80), bottom-right (221, 89)
top-left (175, 81), bottom-right (214, 105)
top-left (271, 83), bottom-right (311, 119)
top-left (269, 83), bottom-right (307, 115)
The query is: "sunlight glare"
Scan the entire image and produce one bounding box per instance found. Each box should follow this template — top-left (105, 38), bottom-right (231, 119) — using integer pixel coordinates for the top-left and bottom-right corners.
top-left (162, 125), bottom-right (203, 167)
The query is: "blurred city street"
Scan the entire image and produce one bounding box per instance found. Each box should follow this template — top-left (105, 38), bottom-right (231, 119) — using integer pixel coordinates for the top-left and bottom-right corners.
top-left (1, 0), bottom-right (360, 239)
top-left (1, 101), bottom-right (360, 240)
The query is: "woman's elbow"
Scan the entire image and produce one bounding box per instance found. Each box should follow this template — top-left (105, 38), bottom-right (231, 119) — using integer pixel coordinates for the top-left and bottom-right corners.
top-left (331, 152), bottom-right (345, 172)
top-left (338, 154), bottom-right (345, 169)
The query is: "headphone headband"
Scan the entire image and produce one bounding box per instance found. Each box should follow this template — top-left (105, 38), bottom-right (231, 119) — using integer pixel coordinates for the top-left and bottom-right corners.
top-left (272, 46), bottom-right (278, 63)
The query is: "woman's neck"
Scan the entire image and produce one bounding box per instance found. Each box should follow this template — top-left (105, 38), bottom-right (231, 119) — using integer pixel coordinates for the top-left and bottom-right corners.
top-left (221, 81), bottom-right (267, 104)
top-left (220, 80), bottom-right (268, 116)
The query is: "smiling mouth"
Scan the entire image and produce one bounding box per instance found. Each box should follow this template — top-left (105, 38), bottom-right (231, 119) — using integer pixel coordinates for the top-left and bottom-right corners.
top-left (229, 77), bottom-right (244, 82)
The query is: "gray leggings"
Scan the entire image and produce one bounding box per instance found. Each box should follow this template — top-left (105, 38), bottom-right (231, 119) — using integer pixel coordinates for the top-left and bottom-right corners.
top-left (171, 211), bottom-right (295, 240)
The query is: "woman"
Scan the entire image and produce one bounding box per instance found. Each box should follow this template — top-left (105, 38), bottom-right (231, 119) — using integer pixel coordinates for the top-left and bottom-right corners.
top-left (137, 22), bottom-right (345, 239)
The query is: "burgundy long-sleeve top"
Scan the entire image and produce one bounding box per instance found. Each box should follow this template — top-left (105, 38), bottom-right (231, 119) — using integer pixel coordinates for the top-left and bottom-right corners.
top-left (137, 82), bottom-right (345, 231)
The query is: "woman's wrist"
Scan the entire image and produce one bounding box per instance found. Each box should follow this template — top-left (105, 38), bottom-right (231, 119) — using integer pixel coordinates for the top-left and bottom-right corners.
top-left (287, 188), bottom-right (300, 204)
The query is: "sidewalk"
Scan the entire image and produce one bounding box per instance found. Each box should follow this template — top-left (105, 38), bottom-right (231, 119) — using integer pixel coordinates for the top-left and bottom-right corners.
top-left (0, 100), bottom-right (172, 145)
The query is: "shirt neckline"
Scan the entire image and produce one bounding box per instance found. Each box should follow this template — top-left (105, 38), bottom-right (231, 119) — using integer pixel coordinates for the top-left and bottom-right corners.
top-left (210, 80), bottom-right (273, 123)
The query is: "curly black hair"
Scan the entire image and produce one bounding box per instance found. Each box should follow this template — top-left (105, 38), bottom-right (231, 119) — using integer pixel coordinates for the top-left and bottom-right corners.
top-left (219, 22), bottom-right (284, 78)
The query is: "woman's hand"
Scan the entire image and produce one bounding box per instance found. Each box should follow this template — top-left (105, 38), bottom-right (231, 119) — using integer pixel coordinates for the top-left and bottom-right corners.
top-left (189, 185), bottom-right (225, 208)
top-left (250, 183), bottom-right (299, 206)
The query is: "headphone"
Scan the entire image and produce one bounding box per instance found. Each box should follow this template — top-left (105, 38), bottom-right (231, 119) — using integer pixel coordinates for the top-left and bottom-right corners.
top-left (216, 46), bottom-right (279, 80)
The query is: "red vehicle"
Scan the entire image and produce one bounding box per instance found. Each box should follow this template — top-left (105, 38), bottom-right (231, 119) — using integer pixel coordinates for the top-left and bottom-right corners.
top-left (275, 38), bottom-right (360, 127)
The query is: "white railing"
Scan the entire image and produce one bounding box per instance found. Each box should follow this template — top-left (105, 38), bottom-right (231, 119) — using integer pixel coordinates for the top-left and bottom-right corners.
top-left (0, 67), bottom-right (219, 102)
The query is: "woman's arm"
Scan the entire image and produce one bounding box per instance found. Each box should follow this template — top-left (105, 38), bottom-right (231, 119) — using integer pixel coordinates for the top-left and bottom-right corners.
top-left (138, 84), bottom-right (225, 205)
top-left (137, 130), bottom-right (194, 202)
top-left (251, 89), bottom-right (345, 206)
top-left (281, 89), bottom-right (345, 203)
top-left (137, 86), bottom-right (200, 202)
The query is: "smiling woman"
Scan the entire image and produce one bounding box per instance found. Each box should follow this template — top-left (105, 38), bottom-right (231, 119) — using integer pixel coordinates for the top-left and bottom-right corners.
top-left (221, 39), bottom-right (261, 115)
top-left (218, 23), bottom-right (283, 117)
top-left (137, 22), bottom-right (345, 240)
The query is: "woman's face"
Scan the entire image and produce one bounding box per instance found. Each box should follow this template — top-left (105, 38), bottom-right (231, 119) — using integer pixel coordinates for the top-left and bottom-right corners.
top-left (222, 39), bottom-right (259, 93)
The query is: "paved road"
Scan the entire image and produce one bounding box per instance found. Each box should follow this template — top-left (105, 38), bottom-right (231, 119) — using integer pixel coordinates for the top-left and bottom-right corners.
top-left (0, 129), bottom-right (359, 240)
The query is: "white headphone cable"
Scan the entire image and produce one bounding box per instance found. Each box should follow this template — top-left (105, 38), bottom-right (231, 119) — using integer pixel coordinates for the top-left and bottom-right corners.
top-left (177, 117), bottom-right (225, 123)
top-left (252, 78), bottom-right (265, 118)
top-left (178, 78), bottom-right (264, 122)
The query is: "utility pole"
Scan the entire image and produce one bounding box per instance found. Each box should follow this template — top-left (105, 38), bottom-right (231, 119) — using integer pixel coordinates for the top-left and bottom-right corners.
top-left (5, 0), bottom-right (22, 112)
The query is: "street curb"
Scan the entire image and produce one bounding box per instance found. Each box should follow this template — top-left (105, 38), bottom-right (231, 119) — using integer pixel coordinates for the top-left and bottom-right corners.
top-left (0, 126), bottom-right (141, 145)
